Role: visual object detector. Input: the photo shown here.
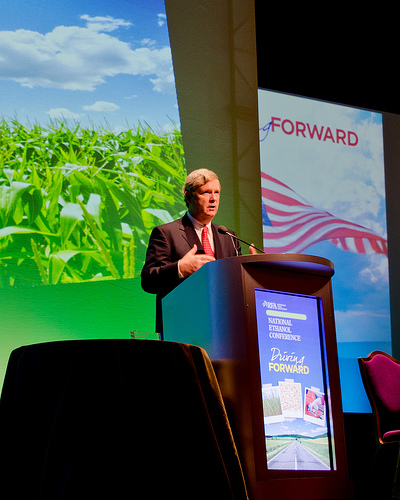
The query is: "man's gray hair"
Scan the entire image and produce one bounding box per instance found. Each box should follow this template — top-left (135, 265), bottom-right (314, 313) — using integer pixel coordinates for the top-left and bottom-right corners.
top-left (182, 169), bottom-right (219, 207)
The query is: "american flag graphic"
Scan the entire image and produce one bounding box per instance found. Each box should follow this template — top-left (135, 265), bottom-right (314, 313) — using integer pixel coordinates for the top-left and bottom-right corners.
top-left (261, 172), bottom-right (388, 256)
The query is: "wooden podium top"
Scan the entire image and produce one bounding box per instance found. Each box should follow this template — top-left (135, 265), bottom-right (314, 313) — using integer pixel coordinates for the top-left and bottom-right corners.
top-left (228, 253), bottom-right (334, 276)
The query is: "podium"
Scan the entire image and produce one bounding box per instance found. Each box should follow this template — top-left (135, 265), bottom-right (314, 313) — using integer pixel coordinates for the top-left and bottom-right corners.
top-left (163, 254), bottom-right (353, 500)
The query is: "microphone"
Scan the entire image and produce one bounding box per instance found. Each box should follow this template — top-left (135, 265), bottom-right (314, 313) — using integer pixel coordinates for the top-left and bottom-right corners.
top-left (218, 225), bottom-right (265, 254)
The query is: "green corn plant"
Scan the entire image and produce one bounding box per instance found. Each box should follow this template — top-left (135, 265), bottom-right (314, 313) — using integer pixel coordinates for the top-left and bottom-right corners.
top-left (0, 119), bottom-right (187, 287)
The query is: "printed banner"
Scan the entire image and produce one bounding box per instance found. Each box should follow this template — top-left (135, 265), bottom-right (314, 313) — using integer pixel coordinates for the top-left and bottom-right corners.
top-left (255, 288), bottom-right (334, 470)
top-left (257, 89), bottom-right (391, 414)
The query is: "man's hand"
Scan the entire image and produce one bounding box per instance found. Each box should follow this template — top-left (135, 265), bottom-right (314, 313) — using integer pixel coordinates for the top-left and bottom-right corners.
top-left (178, 244), bottom-right (215, 277)
top-left (249, 244), bottom-right (258, 255)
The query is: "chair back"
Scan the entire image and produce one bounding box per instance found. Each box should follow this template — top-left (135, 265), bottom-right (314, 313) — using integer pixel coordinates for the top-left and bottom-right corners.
top-left (358, 350), bottom-right (400, 444)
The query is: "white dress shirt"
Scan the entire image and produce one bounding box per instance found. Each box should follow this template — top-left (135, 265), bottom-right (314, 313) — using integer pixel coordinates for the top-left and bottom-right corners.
top-left (177, 212), bottom-right (215, 278)
top-left (186, 212), bottom-right (215, 253)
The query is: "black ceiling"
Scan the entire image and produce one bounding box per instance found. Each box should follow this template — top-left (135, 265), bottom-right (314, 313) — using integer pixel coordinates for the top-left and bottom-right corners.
top-left (255, 2), bottom-right (398, 114)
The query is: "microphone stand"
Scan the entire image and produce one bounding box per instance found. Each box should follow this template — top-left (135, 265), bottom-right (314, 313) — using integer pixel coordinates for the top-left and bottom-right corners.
top-left (218, 226), bottom-right (265, 254)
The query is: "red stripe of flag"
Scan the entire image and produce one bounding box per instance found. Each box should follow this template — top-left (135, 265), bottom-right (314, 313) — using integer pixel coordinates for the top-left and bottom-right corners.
top-left (261, 173), bottom-right (388, 256)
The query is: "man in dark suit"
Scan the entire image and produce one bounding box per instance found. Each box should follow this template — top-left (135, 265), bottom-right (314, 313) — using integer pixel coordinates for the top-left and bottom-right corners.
top-left (141, 168), bottom-right (255, 334)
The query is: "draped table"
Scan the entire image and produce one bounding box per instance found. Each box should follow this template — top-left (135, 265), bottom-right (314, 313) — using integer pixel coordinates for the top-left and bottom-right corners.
top-left (0, 339), bottom-right (248, 500)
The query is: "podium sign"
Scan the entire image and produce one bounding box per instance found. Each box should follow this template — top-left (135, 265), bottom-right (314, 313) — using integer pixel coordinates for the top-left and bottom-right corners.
top-left (255, 288), bottom-right (335, 472)
top-left (163, 254), bottom-right (353, 500)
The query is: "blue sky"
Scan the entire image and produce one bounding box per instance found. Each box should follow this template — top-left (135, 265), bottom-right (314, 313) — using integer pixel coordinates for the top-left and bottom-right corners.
top-left (0, 0), bottom-right (180, 132)
top-left (266, 417), bottom-right (328, 438)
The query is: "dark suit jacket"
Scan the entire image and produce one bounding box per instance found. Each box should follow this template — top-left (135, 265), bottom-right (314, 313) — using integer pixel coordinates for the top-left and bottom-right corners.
top-left (141, 213), bottom-right (241, 333)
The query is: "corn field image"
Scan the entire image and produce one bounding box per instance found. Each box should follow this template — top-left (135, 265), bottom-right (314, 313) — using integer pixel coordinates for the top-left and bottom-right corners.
top-left (0, 119), bottom-right (187, 287)
top-left (262, 385), bottom-right (283, 418)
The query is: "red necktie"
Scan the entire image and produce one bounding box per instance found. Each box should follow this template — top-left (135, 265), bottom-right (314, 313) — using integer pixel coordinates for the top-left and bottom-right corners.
top-left (202, 226), bottom-right (214, 257)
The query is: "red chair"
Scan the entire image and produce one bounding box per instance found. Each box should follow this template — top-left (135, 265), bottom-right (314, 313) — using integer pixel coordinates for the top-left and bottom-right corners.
top-left (358, 351), bottom-right (400, 498)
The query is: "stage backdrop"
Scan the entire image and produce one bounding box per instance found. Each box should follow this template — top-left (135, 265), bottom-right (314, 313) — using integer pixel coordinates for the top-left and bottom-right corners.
top-left (0, 0), bottom-right (186, 388)
top-left (258, 89), bottom-right (390, 413)
top-left (2, 0), bottom-right (399, 418)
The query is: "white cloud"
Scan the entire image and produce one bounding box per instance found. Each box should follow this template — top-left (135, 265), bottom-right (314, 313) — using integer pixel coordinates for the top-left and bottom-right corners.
top-left (309, 426), bottom-right (327, 435)
top-left (141, 38), bottom-right (156, 47)
top-left (359, 254), bottom-right (389, 285)
top-left (80, 14), bottom-right (132, 33)
top-left (82, 101), bottom-right (120, 112)
top-left (0, 16), bottom-right (175, 93)
top-left (46, 107), bottom-right (83, 120)
top-left (157, 14), bottom-right (167, 27)
top-left (158, 121), bottom-right (181, 134)
top-left (150, 69), bottom-right (176, 94)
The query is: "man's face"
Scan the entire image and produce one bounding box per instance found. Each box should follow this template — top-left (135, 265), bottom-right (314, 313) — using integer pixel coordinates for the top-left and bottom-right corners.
top-left (187, 179), bottom-right (220, 224)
